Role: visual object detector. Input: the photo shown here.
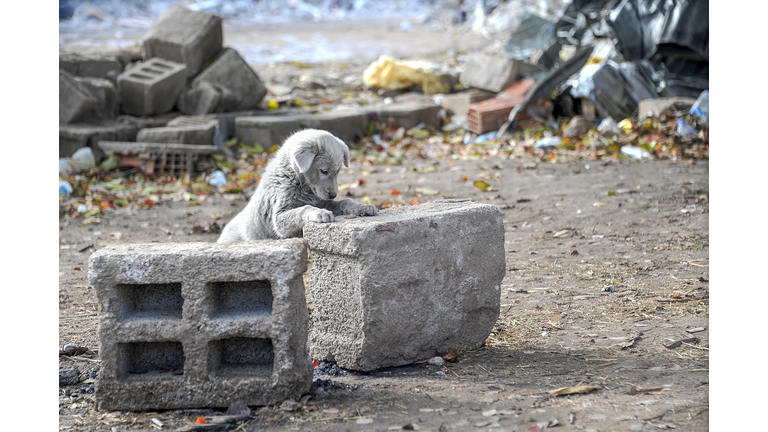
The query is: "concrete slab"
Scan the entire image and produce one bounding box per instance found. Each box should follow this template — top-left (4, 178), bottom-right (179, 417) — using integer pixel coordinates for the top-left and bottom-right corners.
top-left (142, 6), bottom-right (222, 77)
top-left (297, 110), bottom-right (367, 147)
top-left (460, 53), bottom-right (543, 93)
top-left (59, 121), bottom-right (138, 159)
top-left (235, 116), bottom-right (303, 147)
top-left (304, 200), bottom-right (506, 372)
top-left (117, 58), bottom-right (188, 117)
top-left (137, 116), bottom-right (221, 145)
top-left (59, 52), bottom-right (123, 81)
top-left (89, 239), bottom-right (312, 410)
top-left (363, 101), bottom-right (442, 129)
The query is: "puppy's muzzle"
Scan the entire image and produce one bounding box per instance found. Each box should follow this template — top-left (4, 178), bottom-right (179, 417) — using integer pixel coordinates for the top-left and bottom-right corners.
top-left (328, 192), bottom-right (337, 199)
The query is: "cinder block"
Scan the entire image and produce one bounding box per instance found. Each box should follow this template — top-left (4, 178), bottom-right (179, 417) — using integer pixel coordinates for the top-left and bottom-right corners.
top-left (117, 58), bottom-right (188, 117)
top-left (89, 239), bottom-right (312, 410)
top-left (304, 200), bottom-right (506, 372)
top-left (235, 116), bottom-right (302, 147)
top-left (74, 76), bottom-right (117, 120)
top-left (460, 53), bottom-right (543, 93)
top-left (179, 49), bottom-right (268, 115)
top-left (59, 52), bottom-right (123, 81)
top-left (137, 116), bottom-right (222, 145)
top-left (60, 69), bottom-right (97, 124)
top-left (436, 89), bottom-right (496, 117)
top-left (297, 111), bottom-right (368, 147)
top-left (142, 6), bottom-right (222, 77)
top-left (364, 101), bottom-right (442, 129)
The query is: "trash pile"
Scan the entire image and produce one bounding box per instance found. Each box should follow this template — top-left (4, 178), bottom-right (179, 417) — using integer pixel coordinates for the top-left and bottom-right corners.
top-left (361, 0), bottom-right (709, 163)
top-left (59, 0), bottom-right (709, 223)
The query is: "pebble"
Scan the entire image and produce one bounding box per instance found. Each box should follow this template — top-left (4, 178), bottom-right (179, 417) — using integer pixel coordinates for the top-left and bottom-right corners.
top-left (59, 365), bottom-right (80, 386)
top-left (428, 356), bottom-right (445, 366)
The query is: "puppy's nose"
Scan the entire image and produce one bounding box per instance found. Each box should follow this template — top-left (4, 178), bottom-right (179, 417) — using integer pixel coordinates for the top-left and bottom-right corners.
top-left (328, 192), bottom-right (337, 199)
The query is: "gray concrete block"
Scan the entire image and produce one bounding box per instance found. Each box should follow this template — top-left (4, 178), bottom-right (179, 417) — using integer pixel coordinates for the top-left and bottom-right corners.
top-left (235, 116), bottom-right (302, 147)
top-left (59, 52), bottom-right (123, 81)
top-left (74, 76), bottom-right (117, 120)
top-left (638, 97), bottom-right (697, 120)
top-left (117, 58), bottom-right (188, 117)
top-left (59, 121), bottom-right (139, 159)
top-left (179, 49), bottom-right (267, 114)
top-left (460, 53), bottom-right (544, 93)
top-left (137, 116), bottom-right (221, 145)
top-left (89, 239), bottom-right (312, 410)
top-left (297, 111), bottom-right (368, 147)
top-left (142, 6), bottom-right (222, 77)
top-left (435, 89), bottom-right (496, 117)
top-left (363, 101), bottom-right (442, 129)
top-left (60, 69), bottom-right (97, 124)
top-left (304, 200), bottom-right (506, 372)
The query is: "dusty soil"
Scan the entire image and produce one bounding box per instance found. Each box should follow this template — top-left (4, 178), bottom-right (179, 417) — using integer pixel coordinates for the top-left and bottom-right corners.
top-left (59, 156), bottom-right (709, 431)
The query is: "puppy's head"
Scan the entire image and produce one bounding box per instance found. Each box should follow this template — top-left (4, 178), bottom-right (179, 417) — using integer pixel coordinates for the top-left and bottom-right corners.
top-left (288, 129), bottom-right (349, 201)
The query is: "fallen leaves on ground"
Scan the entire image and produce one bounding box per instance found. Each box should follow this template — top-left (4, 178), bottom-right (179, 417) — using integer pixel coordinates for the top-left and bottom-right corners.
top-left (547, 384), bottom-right (599, 397)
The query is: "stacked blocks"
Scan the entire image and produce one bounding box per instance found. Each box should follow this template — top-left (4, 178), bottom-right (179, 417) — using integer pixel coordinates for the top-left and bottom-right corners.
top-left (89, 239), bottom-right (312, 410)
top-left (303, 200), bottom-right (506, 372)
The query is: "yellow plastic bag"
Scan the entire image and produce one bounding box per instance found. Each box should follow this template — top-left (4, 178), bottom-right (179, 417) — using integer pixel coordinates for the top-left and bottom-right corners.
top-left (363, 55), bottom-right (452, 95)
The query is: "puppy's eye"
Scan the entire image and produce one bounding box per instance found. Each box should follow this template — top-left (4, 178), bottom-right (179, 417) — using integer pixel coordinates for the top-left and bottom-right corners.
top-left (320, 169), bottom-right (329, 175)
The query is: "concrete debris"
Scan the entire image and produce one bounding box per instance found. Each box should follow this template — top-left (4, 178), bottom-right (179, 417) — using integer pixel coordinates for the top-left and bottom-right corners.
top-left (59, 52), bottom-right (123, 82)
top-left (60, 69), bottom-right (98, 124)
top-left (305, 200), bottom-right (506, 372)
top-left (117, 58), bottom-right (188, 117)
top-left (142, 6), bottom-right (223, 77)
top-left (137, 116), bottom-right (222, 145)
top-left (459, 53), bottom-right (543, 93)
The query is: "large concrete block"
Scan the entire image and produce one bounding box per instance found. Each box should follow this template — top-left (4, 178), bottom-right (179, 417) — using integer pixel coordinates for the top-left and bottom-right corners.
top-left (235, 116), bottom-right (302, 147)
top-left (142, 6), bottom-right (222, 77)
top-left (460, 53), bottom-right (543, 93)
top-left (364, 101), bottom-right (442, 129)
top-left (117, 58), bottom-right (188, 117)
top-left (74, 76), bottom-right (117, 120)
top-left (179, 49), bottom-right (268, 114)
top-left (59, 52), bottom-right (123, 81)
top-left (60, 69), bottom-right (97, 124)
top-left (137, 116), bottom-right (222, 145)
top-left (89, 239), bottom-right (312, 410)
top-left (304, 200), bottom-right (506, 372)
top-left (297, 111), bottom-right (368, 147)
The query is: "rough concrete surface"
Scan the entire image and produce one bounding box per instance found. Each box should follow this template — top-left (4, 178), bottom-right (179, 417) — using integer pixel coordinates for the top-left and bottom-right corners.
top-left (304, 200), bottom-right (506, 372)
top-left (60, 69), bottom-right (98, 124)
top-left (89, 239), bottom-right (313, 410)
top-left (459, 53), bottom-right (544, 93)
top-left (117, 58), bottom-right (188, 117)
top-left (142, 6), bottom-right (223, 77)
top-left (180, 48), bottom-right (267, 114)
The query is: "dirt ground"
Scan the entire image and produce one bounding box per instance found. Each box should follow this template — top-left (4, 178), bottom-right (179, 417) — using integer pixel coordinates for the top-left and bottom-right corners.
top-left (59, 156), bottom-right (709, 431)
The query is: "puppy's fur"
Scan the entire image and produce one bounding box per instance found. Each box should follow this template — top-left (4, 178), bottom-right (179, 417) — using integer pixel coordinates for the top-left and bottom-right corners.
top-left (218, 129), bottom-right (377, 243)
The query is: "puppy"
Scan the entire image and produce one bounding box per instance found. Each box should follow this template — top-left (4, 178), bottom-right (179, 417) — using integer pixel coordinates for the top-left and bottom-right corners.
top-left (218, 129), bottom-right (377, 243)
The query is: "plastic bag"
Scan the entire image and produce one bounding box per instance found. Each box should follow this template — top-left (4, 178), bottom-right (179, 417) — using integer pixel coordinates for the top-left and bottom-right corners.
top-left (363, 56), bottom-right (453, 95)
top-left (690, 90), bottom-right (708, 120)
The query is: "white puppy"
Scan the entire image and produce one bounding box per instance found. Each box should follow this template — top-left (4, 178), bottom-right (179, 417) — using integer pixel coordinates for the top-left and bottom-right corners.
top-left (218, 129), bottom-right (377, 243)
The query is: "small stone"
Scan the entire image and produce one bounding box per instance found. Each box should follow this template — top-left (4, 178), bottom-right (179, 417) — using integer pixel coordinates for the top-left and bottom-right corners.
top-left (279, 400), bottom-right (302, 412)
top-left (563, 115), bottom-right (594, 138)
top-left (59, 366), bottom-right (80, 386)
top-left (428, 356), bottom-right (445, 366)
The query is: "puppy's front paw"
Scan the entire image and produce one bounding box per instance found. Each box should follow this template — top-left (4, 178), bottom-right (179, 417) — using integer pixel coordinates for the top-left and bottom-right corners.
top-left (357, 203), bottom-right (378, 216)
top-left (307, 208), bottom-right (334, 223)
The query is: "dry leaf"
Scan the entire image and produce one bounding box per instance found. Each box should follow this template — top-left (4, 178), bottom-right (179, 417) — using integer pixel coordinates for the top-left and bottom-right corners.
top-left (547, 385), bottom-right (599, 397)
top-left (194, 417), bottom-right (206, 425)
top-left (474, 180), bottom-right (493, 191)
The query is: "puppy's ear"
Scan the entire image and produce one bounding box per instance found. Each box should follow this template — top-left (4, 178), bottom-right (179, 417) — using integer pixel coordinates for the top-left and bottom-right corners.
top-left (337, 138), bottom-right (350, 168)
top-left (290, 140), bottom-right (317, 174)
